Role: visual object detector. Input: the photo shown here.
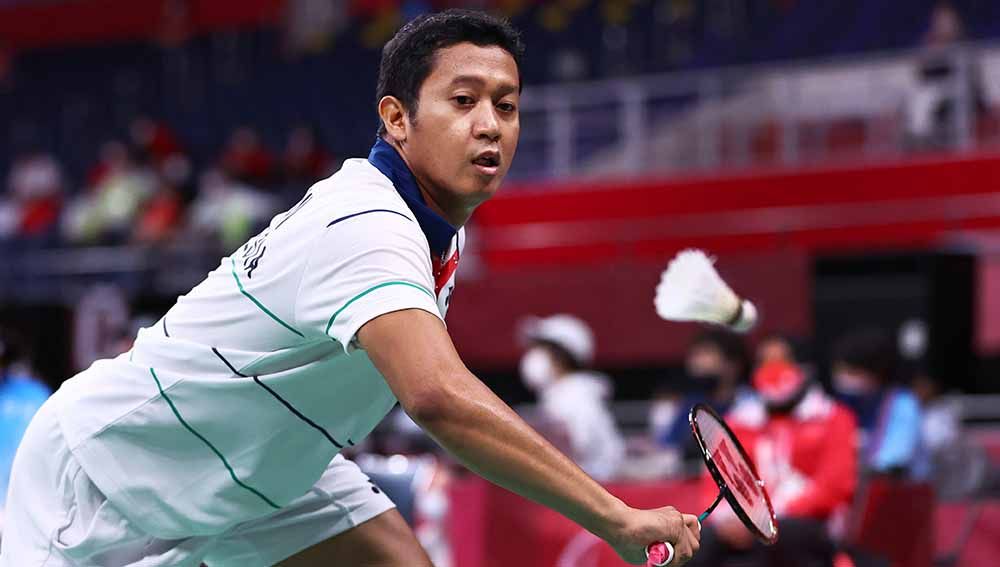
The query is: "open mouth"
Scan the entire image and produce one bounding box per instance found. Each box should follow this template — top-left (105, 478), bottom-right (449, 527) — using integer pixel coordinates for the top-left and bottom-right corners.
top-left (472, 152), bottom-right (500, 175)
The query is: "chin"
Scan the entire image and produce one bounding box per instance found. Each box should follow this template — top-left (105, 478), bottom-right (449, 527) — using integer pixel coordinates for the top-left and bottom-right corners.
top-left (476, 180), bottom-right (503, 202)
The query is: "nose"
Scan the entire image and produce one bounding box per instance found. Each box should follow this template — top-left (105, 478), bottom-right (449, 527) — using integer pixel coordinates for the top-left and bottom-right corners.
top-left (472, 103), bottom-right (501, 142)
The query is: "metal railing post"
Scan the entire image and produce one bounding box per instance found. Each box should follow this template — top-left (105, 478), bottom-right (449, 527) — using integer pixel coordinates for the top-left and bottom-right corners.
top-left (620, 82), bottom-right (646, 174)
top-left (548, 89), bottom-right (573, 179)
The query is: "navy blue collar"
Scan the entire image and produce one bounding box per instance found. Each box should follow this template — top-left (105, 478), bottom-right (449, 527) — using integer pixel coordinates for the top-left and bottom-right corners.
top-left (368, 138), bottom-right (457, 260)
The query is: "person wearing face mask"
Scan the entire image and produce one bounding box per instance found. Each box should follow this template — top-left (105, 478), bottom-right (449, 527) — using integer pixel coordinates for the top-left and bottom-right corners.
top-left (830, 328), bottom-right (926, 478)
top-left (518, 314), bottom-right (625, 482)
top-left (687, 360), bottom-right (859, 567)
top-left (652, 330), bottom-right (754, 465)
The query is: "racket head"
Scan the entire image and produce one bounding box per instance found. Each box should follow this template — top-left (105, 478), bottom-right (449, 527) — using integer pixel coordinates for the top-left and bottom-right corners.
top-left (689, 403), bottom-right (779, 545)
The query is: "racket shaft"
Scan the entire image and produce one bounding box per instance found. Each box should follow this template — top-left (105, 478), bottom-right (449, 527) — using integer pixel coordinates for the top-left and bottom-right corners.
top-left (699, 489), bottom-right (726, 522)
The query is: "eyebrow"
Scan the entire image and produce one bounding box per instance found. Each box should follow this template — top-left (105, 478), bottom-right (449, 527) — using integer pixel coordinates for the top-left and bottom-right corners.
top-left (448, 75), bottom-right (519, 95)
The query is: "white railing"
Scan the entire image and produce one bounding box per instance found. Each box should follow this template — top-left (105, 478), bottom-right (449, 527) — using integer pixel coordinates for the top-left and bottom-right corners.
top-left (509, 42), bottom-right (1000, 183)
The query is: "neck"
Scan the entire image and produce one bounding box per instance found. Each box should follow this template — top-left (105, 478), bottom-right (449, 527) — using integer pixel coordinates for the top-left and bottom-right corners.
top-left (416, 181), bottom-right (472, 228)
top-left (712, 382), bottom-right (737, 404)
top-left (390, 138), bottom-right (473, 228)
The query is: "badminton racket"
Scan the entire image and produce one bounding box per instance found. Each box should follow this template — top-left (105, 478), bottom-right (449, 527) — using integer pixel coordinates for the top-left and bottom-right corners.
top-left (645, 403), bottom-right (779, 565)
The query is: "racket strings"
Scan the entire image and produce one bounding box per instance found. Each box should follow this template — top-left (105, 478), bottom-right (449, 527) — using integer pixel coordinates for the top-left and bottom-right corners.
top-left (696, 409), bottom-right (778, 540)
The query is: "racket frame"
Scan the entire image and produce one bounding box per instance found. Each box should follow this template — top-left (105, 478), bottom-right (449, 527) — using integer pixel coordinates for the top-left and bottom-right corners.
top-left (689, 402), bottom-right (779, 545)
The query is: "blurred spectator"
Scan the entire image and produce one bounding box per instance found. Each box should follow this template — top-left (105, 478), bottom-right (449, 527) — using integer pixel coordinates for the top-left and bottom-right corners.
top-left (831, 328), bottom-right (926, 478)
top-left (132, 182), bottom-right (183, 244)
top-left (757, 333), bottom-right (797, 365)
top-left (220, 126), bottom-right (276, 188)
top-left (0, 330), bottom-right (51, 536)
top-left (517, 314), bottom-right (624, 481)
top-left (651, 329), bottom-right (752, 464)
top-left (904, 2), bottom-right (987, 150)
top-left (132, 148), bottom-right (193, 245)
top-left (282, 124), bottom-right (335, 199)
top-left (189, 168), bottom-right (276, 251)
top-left (757, 332), bottom-right (818, 382)
top-left (85, 139), bottom-right (129, 189)
top-left (912, 370), bottom-right (990, 499)
top-left (63, 142), bottom-right (155, 244)
top-left (1, 151), bottom-right (64, 243)
top-left (282, 0), bottom-right (348, 56)
top-left (688, 360), bottom-right (858, 567)
top-left (129, 115), bottom-right (185, 169)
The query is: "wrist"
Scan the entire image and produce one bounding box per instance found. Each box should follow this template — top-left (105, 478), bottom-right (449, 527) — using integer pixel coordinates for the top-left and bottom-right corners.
top-left (589, 496), bottom-right (631, 543)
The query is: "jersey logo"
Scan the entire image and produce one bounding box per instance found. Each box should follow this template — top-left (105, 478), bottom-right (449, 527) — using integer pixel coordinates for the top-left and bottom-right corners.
top-left (242, 230), bottom-right (269, 279)
top-left (433, 249), bottom-right (460, 297)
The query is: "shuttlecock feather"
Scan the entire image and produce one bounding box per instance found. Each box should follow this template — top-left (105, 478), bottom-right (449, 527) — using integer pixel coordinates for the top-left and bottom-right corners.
top-left (654, 249), bottom-right (757, 333)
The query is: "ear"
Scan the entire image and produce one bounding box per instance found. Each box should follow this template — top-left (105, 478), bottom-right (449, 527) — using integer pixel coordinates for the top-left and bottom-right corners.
top-left (378, 96), bottom-right (408, 143)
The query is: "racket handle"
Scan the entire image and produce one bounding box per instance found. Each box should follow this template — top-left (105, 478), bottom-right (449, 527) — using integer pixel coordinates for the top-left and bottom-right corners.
top-left (645, 542), bottom-right (674, 566)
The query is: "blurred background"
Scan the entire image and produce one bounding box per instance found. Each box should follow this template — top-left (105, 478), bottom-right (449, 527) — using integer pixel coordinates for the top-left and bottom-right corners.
top-left (1, 0), bottom-right (999, 566)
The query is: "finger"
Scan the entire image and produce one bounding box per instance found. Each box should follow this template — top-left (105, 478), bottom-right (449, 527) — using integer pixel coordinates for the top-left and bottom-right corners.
top-left (686, 524), bottom-right (701, 555)
top-left (673, 537), bottom-right (694, 566)
top-left (683, 513), bottom-right (701, 540)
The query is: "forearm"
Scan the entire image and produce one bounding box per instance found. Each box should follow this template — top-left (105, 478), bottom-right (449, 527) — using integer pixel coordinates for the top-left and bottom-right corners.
top-left (412, 373), bottom-right (626, 540)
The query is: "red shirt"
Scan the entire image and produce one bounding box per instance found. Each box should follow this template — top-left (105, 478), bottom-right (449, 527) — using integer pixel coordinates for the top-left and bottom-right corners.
top-left (702, 390), bottom-right (858, 520)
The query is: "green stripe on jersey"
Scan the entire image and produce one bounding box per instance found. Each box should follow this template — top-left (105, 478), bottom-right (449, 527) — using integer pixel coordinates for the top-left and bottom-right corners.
top-left (148, 368), bottom-right (280, 509)
top-left (326, 281), bottom-right (435, 336)
top-left (230, 257), bottom-right (304, 338)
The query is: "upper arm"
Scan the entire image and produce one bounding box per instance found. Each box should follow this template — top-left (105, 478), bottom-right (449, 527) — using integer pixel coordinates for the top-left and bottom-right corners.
top-left (873, 392), bottom-right (922, 471)
top-left (357, 308), bottom-right (471, 421)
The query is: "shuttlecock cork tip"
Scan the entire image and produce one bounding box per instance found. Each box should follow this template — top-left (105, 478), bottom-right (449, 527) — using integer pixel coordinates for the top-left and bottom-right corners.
top-left (727, 299), bottom-right (758, 333)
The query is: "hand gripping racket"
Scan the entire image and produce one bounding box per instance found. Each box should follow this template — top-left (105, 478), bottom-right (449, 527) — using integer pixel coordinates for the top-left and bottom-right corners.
top-left (645, 403), bottom-right (779, 566)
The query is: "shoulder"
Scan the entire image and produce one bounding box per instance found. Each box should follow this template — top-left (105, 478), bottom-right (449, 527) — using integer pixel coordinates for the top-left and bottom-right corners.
top-left (300, 160), bottom-right (424, 245)
top-left (317, 159), bottom-right (403, 204)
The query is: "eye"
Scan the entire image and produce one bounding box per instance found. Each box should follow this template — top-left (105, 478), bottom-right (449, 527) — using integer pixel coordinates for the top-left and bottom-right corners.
top-left (454, 95), bottom-right (475, 106)
top-left (497, 102), bottom-right (517, 113)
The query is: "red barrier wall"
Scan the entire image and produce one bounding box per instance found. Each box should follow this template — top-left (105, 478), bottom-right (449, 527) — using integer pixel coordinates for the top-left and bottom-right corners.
top-left (475, 152), bottom-right (1000, 269)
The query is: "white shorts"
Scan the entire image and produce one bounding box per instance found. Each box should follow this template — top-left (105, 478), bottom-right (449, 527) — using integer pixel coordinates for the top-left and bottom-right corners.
top-left (0, 400), bottom-right (395, 567)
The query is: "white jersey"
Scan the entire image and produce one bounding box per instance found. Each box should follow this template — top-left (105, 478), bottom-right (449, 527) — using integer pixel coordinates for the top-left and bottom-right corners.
top-left (50, 140), bottom-right (465, 539)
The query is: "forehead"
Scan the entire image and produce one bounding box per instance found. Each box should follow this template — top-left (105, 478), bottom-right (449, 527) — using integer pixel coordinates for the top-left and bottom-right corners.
top-left (423, 42), bottom-right (519, 91)
top-left (688, 345), bottom-right (726, 367)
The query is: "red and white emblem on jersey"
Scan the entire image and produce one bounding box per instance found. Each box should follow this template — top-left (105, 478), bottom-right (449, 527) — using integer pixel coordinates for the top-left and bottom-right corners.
top-left (433, 249), bottom-right (460, 296)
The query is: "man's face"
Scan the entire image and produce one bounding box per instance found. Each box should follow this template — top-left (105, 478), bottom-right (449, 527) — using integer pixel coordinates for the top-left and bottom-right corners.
top-left (686, 344), bottom-right (733, 384)
top-left (756, 338), bottom-right (793, 366)
top-left (401, 43), bottom-right (520, 214)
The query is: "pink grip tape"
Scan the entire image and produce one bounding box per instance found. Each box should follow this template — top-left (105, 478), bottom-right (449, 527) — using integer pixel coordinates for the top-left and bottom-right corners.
top-left (645, 542), bottom-right (674, 566)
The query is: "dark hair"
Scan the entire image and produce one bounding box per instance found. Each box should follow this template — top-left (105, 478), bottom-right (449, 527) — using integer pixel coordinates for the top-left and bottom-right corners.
top-left (532, 339), bottom-right (585, 372)
top-left (690, 329), bottom-right (750, 379)
top-left (375, 9), bottom-right (524, 137)
top-left (832, 327), bottom-right (897, 383)
top-left (760, 332), bottom-right (812, 364)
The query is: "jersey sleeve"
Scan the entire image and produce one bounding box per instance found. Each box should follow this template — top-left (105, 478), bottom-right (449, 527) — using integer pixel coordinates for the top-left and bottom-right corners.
top-left (295, 211), bottom-right (442, 351)
top-left (871, 390), bottom-right (923, 473)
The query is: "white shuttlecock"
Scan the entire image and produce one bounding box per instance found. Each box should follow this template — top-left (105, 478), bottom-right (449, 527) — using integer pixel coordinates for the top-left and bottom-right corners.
top-left (654, 249), bottom-right (758, 333)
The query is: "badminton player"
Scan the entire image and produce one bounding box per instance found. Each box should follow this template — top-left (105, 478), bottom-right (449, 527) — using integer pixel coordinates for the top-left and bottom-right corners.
top-left (2, 10), bottom-right (700, 567)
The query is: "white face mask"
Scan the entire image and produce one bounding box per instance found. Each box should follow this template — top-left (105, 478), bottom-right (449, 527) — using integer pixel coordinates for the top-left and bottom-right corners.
top-left (520, 347), bottom-right (556, 392)
top-left (648, 401), bottom-right (677, 434)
